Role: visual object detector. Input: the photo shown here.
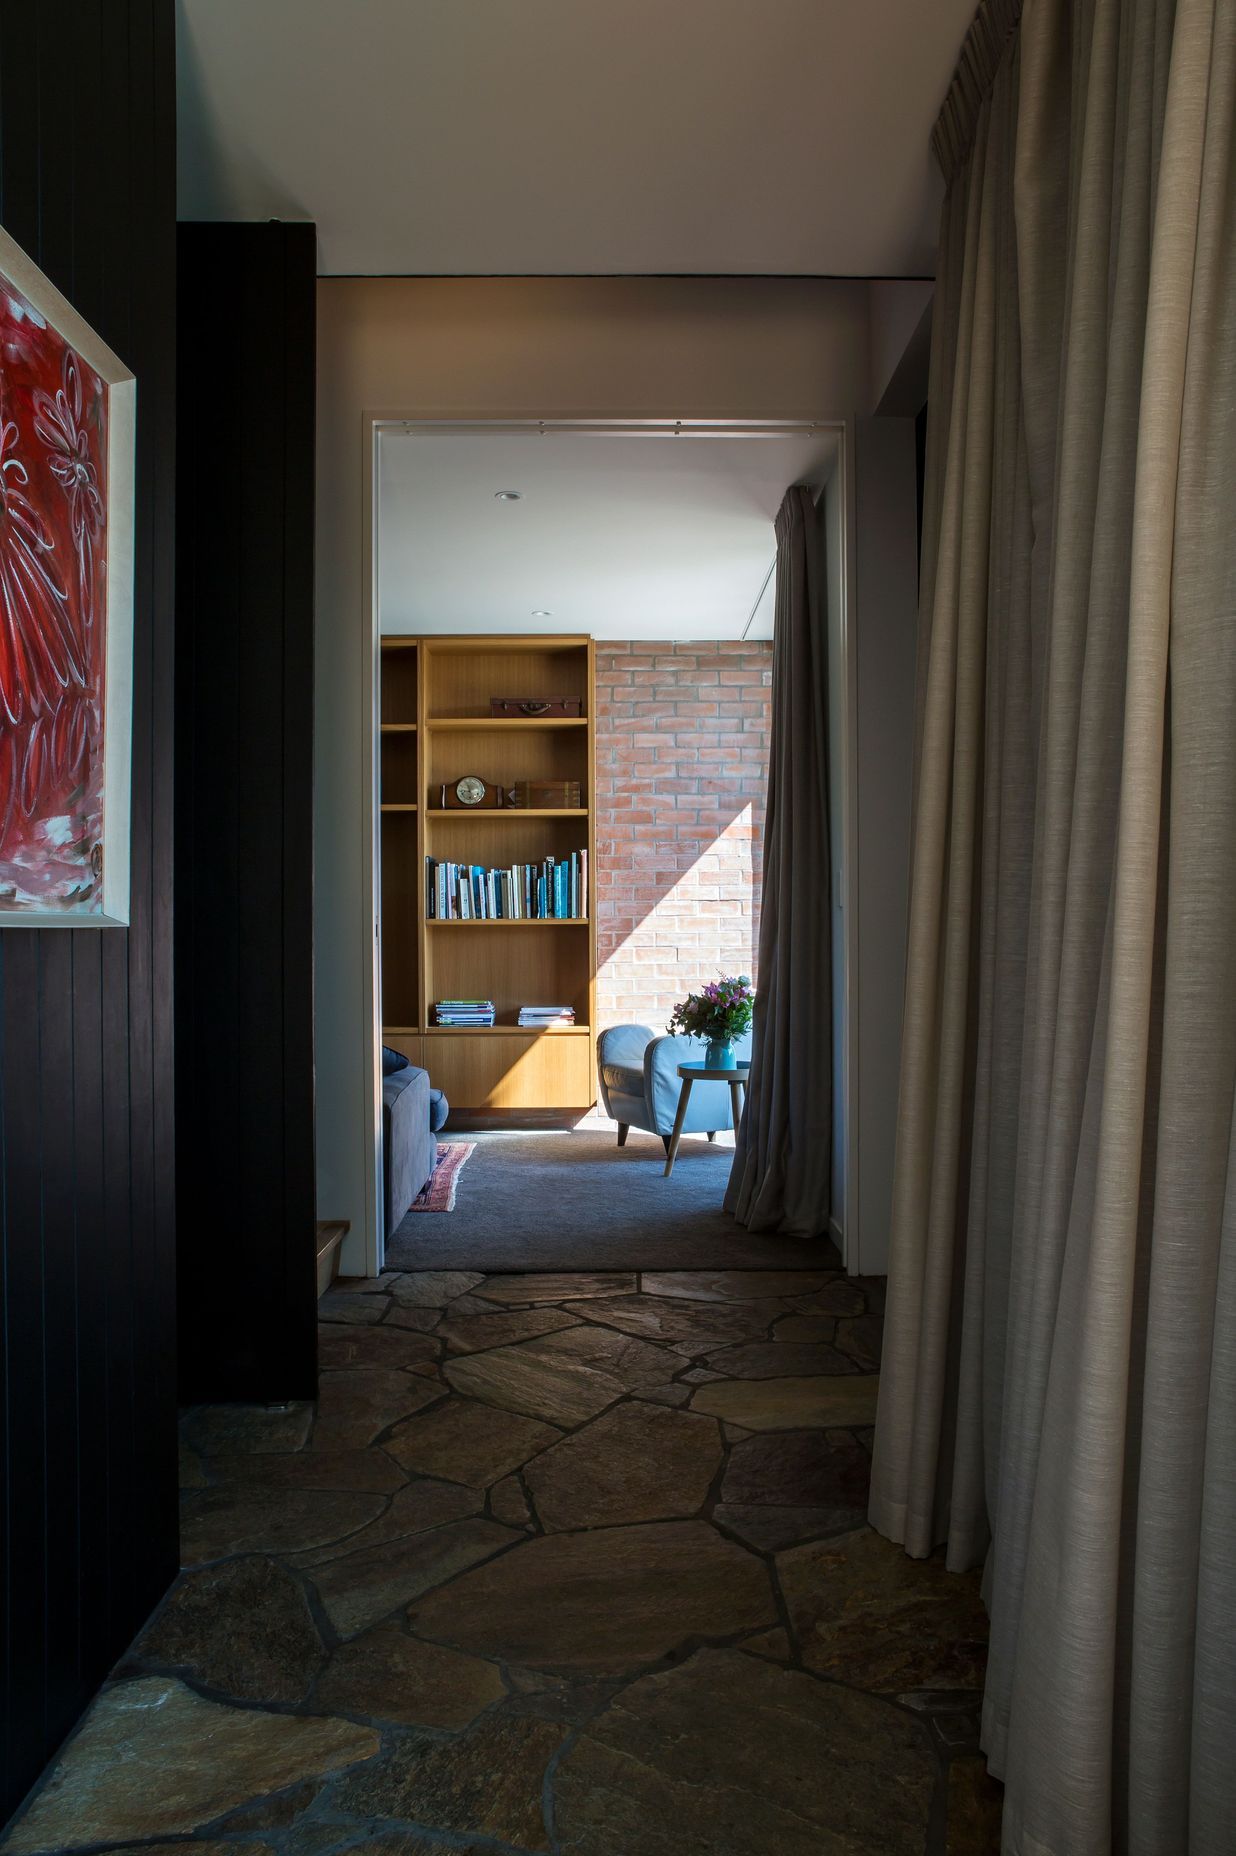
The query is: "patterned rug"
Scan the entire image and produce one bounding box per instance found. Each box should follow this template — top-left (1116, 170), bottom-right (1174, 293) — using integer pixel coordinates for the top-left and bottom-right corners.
top-left (409, 1142), bottom-right (475, 1212)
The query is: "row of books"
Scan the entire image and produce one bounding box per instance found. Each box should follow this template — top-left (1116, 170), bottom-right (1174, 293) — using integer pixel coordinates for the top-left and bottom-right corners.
top-left (518, 1005), bottom-right (576, 1027)
top-left (426, 852), bottom-right (588, 921)
top-left (434, 998), bottom-right (495, 1026)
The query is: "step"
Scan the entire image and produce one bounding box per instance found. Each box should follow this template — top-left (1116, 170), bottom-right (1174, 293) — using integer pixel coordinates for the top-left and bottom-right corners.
top-left (315, 1220), bottom-right (350, 1298)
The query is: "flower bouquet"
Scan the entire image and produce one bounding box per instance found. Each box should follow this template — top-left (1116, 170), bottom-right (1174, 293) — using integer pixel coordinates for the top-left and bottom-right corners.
top-left (668, 974), bottom-right (755, 1070)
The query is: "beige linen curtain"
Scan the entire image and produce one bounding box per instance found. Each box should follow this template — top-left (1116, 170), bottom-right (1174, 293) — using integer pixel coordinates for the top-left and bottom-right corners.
top-left (869, 0), bottom-right (1236, 1849)
top-left (726, 486), bottom-right (833, 1235)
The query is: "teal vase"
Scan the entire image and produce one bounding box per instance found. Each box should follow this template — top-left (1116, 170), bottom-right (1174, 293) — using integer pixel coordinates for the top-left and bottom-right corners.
top-left (705, 1038), bottom-right (736, 1069)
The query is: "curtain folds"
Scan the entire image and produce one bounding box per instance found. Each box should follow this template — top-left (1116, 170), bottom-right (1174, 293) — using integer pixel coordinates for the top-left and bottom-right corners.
top-left (725, 486), bottom-right (832, 1237)
top-left (870, 0), bottom-right (1236, 1849)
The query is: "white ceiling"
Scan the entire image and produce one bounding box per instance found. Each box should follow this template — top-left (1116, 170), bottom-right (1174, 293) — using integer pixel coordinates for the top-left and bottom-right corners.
top-left (377, 428), bottom-right (838, 641)
top-left (177, 0), bottom-right (973, 277)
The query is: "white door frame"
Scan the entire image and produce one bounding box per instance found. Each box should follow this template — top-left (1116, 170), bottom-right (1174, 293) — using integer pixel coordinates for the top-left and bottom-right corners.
top-left (360, 414), bottom-right (859, 1275)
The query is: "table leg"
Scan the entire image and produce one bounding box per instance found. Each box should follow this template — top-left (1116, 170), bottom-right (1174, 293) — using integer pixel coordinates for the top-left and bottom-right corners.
top-left (729, 1080), bottom-right (746, 1136)
top-left (664, 1078), bottom-right (694, 1177)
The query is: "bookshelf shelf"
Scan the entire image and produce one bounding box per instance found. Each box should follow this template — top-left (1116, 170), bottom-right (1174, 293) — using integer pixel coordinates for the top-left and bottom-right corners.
top-left (427, 716), bottom-right (588, 732)
top-left (379, 634), bottom-right (597, 1111)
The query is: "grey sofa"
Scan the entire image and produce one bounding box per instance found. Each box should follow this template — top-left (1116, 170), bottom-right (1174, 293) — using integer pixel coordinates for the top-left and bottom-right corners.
top-left (383, 1047), bottom-right (449, 1230)
top-left (596, 1024), bottom-right (753, 1151)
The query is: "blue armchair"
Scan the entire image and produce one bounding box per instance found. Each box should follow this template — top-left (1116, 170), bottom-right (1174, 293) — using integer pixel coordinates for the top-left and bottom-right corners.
top-left (596, 1024), bottom-right (753, 1152)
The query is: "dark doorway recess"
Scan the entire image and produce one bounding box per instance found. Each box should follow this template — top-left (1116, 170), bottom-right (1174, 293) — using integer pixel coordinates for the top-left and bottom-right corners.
top-left (176, 222), bottom-right (318, 1403)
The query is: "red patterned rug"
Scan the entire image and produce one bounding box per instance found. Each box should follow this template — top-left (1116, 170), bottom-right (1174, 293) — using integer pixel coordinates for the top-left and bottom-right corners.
top-left (409, 1142), bottom-right (476, 1212)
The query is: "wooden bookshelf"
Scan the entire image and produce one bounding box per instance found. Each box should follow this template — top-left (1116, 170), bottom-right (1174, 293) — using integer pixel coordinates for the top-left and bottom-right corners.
top-left (378, 635), bottom-right (596, 1111)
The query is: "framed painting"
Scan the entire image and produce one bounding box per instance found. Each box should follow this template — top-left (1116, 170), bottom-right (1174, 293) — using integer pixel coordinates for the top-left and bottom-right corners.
top-left (0, 226), bottom-right (135, 926)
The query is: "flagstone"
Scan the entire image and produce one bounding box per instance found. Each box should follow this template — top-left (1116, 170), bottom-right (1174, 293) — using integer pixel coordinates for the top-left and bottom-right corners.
top-left (640, 1269), bottom-right (836, 1302)
top-left (290, 1478), bottom-right (483, 1568)
top-left (181, 1403), bottom-right (313, 1456)
top-left (835, 1314), bottom-right (885, 1370)
top-left (179, 1485), bottom-right (385, 1564)
top-left (1, 1679), bottom-right (377, 1855)
top-left (778, 1527), bottom-right (988, 1692)
top-left (789, 1280), bottom-right (868, 1316)
top-left (443, 1339), bottom-right (626, 1428)
top-left (332, 1713), bottom-right (565, 1852)
top-left (308, 1516), bottom-right (520, 1637)
top-left (707, 1340), bottom-right (856, 1378)
top-left (577, 1293), bottom-right (787, 1352)
top-left (317, 1291), bottom-right (389, 1325)
top-left (317, 1325), bottom-right (440, 1372)
top-left (409, 1521), bottom-right (774, 1674)
top-left (437, 1306), bottom-right (579, 1354)
top-left (311, 1368), bottom-right (444, 1451)
top-left (205, 1447), bottom-right (405, 1494)
top-left (721, 1428), bottom-right (871, 1510)
top-left (773, 1313), bottom-right (838, 1344)
top-left (524, 1402), bottom-right (722, 1531)
top-left (552, 1648), bottom-right (934, 1856)
top-left (528, 1322), bottom-right (689, 1389)
top-left (135, 1557), bottom-right (322, 1704)
top-left (489, 1474), bottom-right (533, 1526)
top-left (387, 1271), bottom-right (486, 1307)
top-left (314, 1621), bottom-right (505, 1729)
top-left (386, 1397), bottom-right (561, 1487)
top-left (475, 1272), bottom-right (638, 1304)
top-left (690, 1374), bottom-right (881, 1431)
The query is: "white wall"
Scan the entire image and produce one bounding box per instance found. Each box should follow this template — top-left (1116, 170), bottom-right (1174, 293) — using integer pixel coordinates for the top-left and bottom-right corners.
top-left (314, 276), bottom-right (899, 1271)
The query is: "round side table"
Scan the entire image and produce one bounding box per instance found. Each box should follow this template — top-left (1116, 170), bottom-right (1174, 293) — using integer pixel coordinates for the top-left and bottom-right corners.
top-left (664, 1061), bottom-right (751, 1177)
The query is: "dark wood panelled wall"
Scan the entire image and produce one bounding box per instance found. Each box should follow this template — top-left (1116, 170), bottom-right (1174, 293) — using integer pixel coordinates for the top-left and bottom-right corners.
top-left (0, 0), bottom-right (178, 1825)
top-left (175, 222), bottom-right (318, 1402)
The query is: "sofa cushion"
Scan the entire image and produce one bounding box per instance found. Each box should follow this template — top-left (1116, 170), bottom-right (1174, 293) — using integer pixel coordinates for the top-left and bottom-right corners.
top-left (382, 1045), bottom-right (412, 1077)
top-left (600, 1059), bottom-right (644, 1096)
top-left (428, 1087), bottom-right (449, 1134)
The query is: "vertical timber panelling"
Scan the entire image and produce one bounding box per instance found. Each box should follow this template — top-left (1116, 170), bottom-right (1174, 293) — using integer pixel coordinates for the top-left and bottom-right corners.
top-left (0, 0), bottom-right (178, 1824)
top-left (175, 223), bottom-right (317, 1402)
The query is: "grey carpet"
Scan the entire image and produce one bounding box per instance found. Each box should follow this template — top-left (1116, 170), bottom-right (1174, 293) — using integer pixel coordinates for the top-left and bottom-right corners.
top-left (385, 1126), bottom-right (839, 1270)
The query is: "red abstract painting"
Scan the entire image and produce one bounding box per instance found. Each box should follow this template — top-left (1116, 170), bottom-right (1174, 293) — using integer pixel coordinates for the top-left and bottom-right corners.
top-left (0, 272), bottom-right (109, 911)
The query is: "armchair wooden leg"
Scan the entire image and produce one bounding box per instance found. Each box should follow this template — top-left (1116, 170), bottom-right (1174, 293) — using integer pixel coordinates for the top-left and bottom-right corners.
top-left (617, 1124), bottom-right (630, 1148)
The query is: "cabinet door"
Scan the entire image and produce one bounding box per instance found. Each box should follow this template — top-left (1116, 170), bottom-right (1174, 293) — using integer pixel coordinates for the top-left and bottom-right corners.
top-left (425, 1034), bottom-right (593, 1109)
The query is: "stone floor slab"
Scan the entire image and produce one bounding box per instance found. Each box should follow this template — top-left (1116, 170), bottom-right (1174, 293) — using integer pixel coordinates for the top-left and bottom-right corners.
top-left (706, 1340), bottom-right (856, 1378)
top-left (2, 1679), bottom-right (377, 1854)
top-left (437, 1306), bottom-right (579, 1354)
top-left (836, 1314), bottom-right (885, 1370)
top-left (529, 1321), bottom-right (689, 1389)
top-left (179, 1486), bottom-right (386, 1564)
top-left (773, 1313), bottom-right (838, 1344)
top-left (778, 1527), bottom-right (989, 1692)
top-left (135, 1557), bottom-right (322, 1704)
top-left (290, 1478), bottom-right (483, 1568)
top-left (489, 1474), bottom-right (533, 1526)
top-left (308, 1516), bottom-right (520, 1637)
top-left (475, 1272), bottom-right (638, 1304)
top-left (721, 1428), bottom-right (872, 1510)
top-left (333, 1713), bottom-right (565, 1852)
top-left (790, 1281), bottom-right (868, 1316)
top-left (318, 1325), bottom-right (440, 1372)
top-left (317, 1290), bottom-right (389, 1325)
top-left (578, 1293), bottom-right (788, 1352)
top-left (713, 1503), bottom-right (864, 1552)
top-left (311, 1368), bottom-right (445, 1452)
top-left (444, 1338), bottom-right (626, 1428)
top-left (947, 1755), bottom-right (1004, 1854)
top-left (524, 1401), bottom-right (723, 1531)
top-left (386, 1397), bottom-right (560, 1487)
top-left (206, 1446), bottom-right (406, 1494)
top-left (409, 1521), bottom-right (775, 1674)
top-left (552, 1647), bottom-right (936, 1856)
top-left (387, 1271), bottom-right (486, 1308)
top-left (314, 1621), bottom-right (505, 1728)
top-left (690, 1373), bottom-right (880, 1431)
top-left (181, 1403), bottom-right (313, 1456)
top-left (640, 1269), bottom-right (836, 1302)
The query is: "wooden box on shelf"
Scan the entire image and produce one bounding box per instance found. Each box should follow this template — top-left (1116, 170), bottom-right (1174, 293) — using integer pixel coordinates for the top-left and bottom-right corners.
top-left (378, 635), bottom-right (596, 1112)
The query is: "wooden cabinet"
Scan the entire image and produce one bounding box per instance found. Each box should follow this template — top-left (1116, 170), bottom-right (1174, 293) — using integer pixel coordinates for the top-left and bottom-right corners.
top-left (379, 635), bottom-right (597, 1111)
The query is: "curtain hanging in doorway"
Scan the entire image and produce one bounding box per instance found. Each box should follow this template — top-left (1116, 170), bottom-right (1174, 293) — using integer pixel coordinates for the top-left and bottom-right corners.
top-left (869, 0), bottom-right (1236, 1847)
top-left (725, 485), bottom-right (832, 1237)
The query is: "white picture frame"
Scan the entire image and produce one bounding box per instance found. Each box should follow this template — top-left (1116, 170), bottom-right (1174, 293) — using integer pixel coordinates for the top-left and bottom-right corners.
top-left (0, 224), bottom-right (135, 927)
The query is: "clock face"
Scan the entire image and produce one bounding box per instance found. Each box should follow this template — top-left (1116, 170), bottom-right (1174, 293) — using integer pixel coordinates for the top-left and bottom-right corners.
top-left (455, 775), bottom-right (487, 807)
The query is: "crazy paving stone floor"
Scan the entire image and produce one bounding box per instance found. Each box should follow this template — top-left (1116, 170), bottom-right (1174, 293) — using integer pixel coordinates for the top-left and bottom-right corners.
top-left (4, 1268), bottom-right (1004, 1856)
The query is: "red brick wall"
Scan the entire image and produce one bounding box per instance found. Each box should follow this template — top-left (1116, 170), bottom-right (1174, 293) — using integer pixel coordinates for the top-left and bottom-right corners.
top-left (594, 643), bottom-right (773, 1029)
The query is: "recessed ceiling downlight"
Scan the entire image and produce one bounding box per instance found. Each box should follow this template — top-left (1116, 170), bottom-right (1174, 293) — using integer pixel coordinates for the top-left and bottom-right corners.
top-left (531, 609), bottom-right (553, 618)
top-left (494, 490), bottom-right (522, 501)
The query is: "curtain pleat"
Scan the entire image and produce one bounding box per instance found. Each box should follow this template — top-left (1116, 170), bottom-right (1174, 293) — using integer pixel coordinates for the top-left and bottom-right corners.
top-left (869, 0), bottom-right (1236, 1846)
top-left (725, 486), bottom-right (832, 1237)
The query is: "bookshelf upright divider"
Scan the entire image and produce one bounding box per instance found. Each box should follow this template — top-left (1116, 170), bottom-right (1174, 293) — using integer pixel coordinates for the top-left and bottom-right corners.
top-left (380, 634), bottom-right (597, 1113)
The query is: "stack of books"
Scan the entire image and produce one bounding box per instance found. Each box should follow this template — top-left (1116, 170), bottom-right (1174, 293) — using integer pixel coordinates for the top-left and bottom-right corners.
top-left (518, 1005), bottom-right (577, 1028)
top-left (425, 852), bottom-right (587, 921)
top-left (434, 999), bottom-right (495, 1027)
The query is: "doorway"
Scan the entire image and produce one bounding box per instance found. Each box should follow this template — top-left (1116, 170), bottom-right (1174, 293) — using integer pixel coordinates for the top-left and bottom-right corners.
top-left (363, 420), bottom-right (856, 1275)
